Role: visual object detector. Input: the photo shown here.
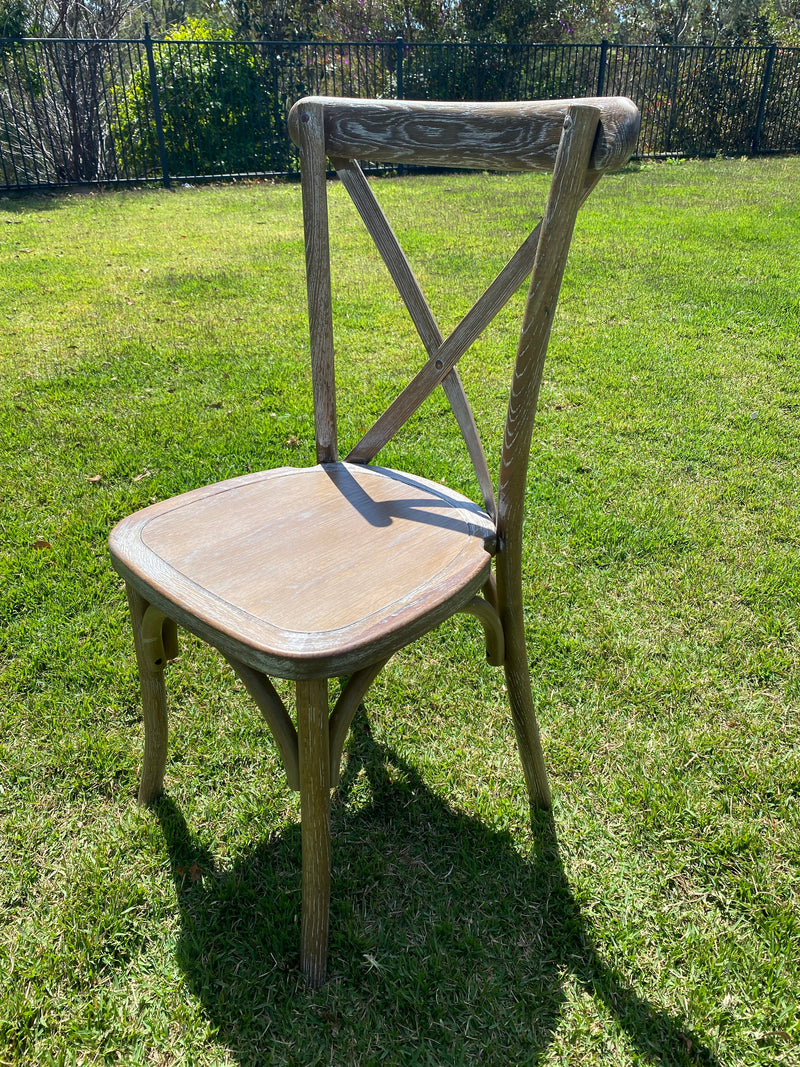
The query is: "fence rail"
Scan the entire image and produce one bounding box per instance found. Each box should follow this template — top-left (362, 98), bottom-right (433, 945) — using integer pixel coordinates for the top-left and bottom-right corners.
top-left (1, 35), bottom-right (799, 191)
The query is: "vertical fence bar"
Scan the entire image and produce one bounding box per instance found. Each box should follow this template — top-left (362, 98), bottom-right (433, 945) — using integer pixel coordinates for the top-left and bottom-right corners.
top-left (664, 46), bottom-right (676, 153)
top-left (10, 40), bottom-right (41, 185)
top-left (753, 43), bottom-right (775, 154)
top-left (770, 48), bottom-right (800, 151)
top-left (597, 38), bottom-right (608, 95)
top-left (395, 36), bottom-right (404, 99)
top-left (143, 24), bottom-right (170, 187)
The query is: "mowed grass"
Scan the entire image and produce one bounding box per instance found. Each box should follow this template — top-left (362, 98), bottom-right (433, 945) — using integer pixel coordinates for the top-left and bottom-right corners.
top-left (0, 157), bottom-right (798, 1066)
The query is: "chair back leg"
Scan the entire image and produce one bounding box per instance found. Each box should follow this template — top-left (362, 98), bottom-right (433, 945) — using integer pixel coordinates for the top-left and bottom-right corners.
top-left (503, 622), bottom-right (552, 812)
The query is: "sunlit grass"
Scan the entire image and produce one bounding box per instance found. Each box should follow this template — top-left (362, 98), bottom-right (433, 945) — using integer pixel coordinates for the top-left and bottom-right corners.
top-left (1, 157), bottom-right (799, 1065)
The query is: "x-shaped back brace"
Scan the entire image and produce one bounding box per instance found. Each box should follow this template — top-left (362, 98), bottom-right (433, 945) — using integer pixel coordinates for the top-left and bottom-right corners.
top-left (334, 155), bottom-right (598, 520)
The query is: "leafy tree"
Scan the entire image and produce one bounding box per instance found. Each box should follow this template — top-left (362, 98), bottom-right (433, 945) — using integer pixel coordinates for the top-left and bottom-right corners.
top-left (319, 0), bottom-right (396, 39)
top-left (0, 0), bottom-right (32, 36)
top-left (0, 1), bottom-right (137, 182)
top-left (551, 0), bottom-right (616, 39)
top-left (226, 0), bottom-right (322, 38)
top-left (760, 0), bottom-right (800, 43)
top-left (125, 0), bottom-right (228, 37)
top-left (389, 0), bottom-right (460, 40)
top-left (459, 0), bottom-right (561, 41)
top-left (611, 0), bottom-right (773, 44)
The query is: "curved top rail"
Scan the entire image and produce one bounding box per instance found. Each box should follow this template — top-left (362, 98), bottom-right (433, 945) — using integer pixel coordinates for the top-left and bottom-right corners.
top-left (288, 96), bottom-right (640, 174)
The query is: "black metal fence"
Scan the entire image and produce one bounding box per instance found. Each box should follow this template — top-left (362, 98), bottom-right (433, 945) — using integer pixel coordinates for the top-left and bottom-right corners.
top-left (1, 34), bottom-right (799, 191)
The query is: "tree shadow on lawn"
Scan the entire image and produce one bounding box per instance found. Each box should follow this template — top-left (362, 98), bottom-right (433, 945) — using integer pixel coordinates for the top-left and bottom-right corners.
top-left (155, 711), bottom-right (718, 1066)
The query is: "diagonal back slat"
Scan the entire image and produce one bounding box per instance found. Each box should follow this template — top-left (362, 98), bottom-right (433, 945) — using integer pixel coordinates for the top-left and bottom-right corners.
top-left (345, 214), bottom-right (545, 466)
top-left (333, 157), bottom-right (496, 517)
top-left (345, 164), bottom-right (602, 471)
top-left (440, 372), bottom-right (497, 519)
top-left (333, 157), bottom-right (440, 353)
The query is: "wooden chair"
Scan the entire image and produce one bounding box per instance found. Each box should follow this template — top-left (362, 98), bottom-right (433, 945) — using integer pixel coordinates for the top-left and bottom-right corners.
top-left (109, 95), bottom-right (640, 986)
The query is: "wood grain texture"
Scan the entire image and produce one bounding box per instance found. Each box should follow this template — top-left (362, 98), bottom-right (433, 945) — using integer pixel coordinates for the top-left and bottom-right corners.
top-left (289, 96), bottom-right (640, 174)
top-left (459, 596), bottom-right (505, 666)
top-left (110, 463), bottom-right (494, 680)
top-left (346, 213), bottom-right (545, 465)
top-left (140, 604), bottom-right (178, 669)
top-left (328, 660), bottom-right (389, 787)
top-left (297, 678), bottom-right (331, 987)
top-left (113, 93), bottom-right (642, 983)
top-left (297, 99), bottom-right (338, 463)
top-left (497, 109), bottom-right (600, 558)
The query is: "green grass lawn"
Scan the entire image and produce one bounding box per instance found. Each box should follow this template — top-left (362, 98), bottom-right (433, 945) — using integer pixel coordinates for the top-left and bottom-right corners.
top-left (1, 157), bottom-right (799, 1066)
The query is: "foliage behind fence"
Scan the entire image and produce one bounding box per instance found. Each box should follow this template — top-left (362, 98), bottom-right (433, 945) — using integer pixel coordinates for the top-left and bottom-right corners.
top-left (1, 34), bottom-right (799, 190)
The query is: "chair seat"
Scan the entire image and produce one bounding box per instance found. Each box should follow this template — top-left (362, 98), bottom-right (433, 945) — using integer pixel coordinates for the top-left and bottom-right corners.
top-left (110, 462), bottom-right (495, 679)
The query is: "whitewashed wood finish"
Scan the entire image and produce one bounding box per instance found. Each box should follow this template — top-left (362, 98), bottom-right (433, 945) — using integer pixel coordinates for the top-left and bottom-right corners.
top-left (345, 215), bottom-right (545, 466)
top-left (482, 572), bottom-right (499, 613)
top-left (496, 105), bottom-right (603, 810)
top-left (296, 100), bottom-right (338, 463)
top-left (328, 660), bottom-right (389, 788)
top-left (288, 96), bottom-right (640, 174)
top-left (111, 95), bottom-right (640, 985)
top-left (141, 603), bottom-right (179, 669)
top-left (459, 596), bottom-right (505, 666)
top-left (343, 169), bottom-right (602, 469)
top-left (297, 677), bottom-right (331, 987)
top-left (110, 463), bottom-right (494, 680)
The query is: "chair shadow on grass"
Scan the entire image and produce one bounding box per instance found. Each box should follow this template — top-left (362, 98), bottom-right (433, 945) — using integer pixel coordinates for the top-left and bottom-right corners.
top-left (154, 710), bottom-right (719, 1067)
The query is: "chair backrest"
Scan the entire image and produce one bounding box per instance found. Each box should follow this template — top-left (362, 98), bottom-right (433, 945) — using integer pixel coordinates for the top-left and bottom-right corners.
top-left (287, 96), bottom-right (640, 538)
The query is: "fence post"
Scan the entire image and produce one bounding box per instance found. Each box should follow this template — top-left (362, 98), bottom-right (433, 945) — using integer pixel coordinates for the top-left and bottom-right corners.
top-left (753, 43), bottom-right (776, 154)
top-left (597, 38), bottom-right (608, 96)
top-left (395, 36), bottom-right (404, 100)
top-left (144, 23), bottom-right (170, 188)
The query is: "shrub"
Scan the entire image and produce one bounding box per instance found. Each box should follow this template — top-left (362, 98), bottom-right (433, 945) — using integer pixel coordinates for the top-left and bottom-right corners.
top-left (113, 19), bottom-right (295, 179)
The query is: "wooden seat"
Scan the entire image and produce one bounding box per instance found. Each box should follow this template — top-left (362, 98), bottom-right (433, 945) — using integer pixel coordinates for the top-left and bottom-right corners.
top-left (110, 94), bottom-right (640, 987)
top-left (110, 462), bottom-right (495, 677)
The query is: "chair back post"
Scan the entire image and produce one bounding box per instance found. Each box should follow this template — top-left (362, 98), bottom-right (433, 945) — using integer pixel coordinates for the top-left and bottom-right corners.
top-left (295, 99), bottom-right (338, 464)
top-left (496, 104), bottom-right (601, 575)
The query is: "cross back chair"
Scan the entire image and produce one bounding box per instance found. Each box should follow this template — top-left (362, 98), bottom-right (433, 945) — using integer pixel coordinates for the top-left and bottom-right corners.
top-left (109, 95), bottom-right (640, 986)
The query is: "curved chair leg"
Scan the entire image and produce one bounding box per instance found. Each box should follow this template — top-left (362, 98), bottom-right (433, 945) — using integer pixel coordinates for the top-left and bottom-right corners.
top-left (126, 585), bottom-right (169, 805)
top-left (502, 605), bottom-right (552, 812)
top-left (296, 678), bottom-right (332, 987)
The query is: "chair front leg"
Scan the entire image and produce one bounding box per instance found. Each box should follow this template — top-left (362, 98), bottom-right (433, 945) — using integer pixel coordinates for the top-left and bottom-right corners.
top-left (126, 585), bottom-right (170, 805)
top-left (296, 677), bottom-right (332, 987)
